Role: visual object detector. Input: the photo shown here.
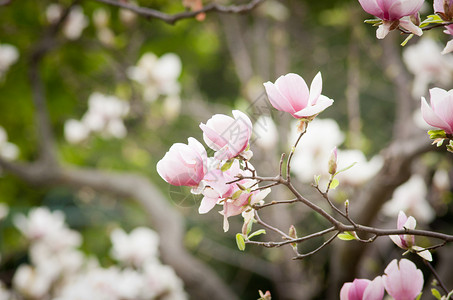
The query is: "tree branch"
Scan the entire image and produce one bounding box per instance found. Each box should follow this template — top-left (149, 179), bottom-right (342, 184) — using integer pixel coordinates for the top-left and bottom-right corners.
top-left (93, 0), bottom-right (265, 25)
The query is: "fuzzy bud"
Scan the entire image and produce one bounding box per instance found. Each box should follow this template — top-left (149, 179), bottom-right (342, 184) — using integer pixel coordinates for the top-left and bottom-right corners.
top-left (328, 147), bottom-right (338, 175)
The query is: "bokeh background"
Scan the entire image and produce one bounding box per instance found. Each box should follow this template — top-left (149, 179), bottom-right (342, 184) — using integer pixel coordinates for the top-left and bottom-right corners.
top-left (0, 0), bottom-right (452, 299)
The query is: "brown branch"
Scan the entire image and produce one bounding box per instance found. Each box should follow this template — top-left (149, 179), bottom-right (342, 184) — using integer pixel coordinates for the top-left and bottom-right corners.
top-left (293, 232), bottom-right (339, 260)
top-left (93, 0), bottom-right (265, 25)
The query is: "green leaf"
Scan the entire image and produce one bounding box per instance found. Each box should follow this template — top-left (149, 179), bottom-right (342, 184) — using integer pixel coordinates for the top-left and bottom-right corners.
top-left (231, 189), bottom-right (242, 200)
top-left (246, 218), bottom-right (254, 235)
top-left (314, 175), bottom-right (321, 186)
top-left (431, 288), bottom-right (441, 300)
top-left (221, 159), bottom-right (234, 172)
top-left (364, 18), bottom-right (382, 24)
top-left (236, 233), bottom-right (246, 251)
top-left (338, 231), bottom-right (357, 241)
top-left (329, 178), bottom-right (339, 190)
top-left (415, 293), bottom-right (423, 300)
top-left (401, 34), bottom-right (414, 47)
top-left (335, 162), bottom-right (357, 176)
top-left (248, 229), bottom-right (266, 239)
top-left (428, 129), bottom-right (447, 139)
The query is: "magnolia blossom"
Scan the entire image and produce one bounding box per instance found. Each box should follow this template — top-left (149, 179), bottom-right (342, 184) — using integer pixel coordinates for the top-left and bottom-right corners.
top-left (421, 87), bottom-right (453, 134)
top-left (263, 72), bottom-right (334, 119)
top-left (127, 52), bottom-right (182, 102)
top-left (358, 0), bottom-right (424, 38)
top-left (253, 115), bottom-right (278, 150)
top-left (0, 126), bottom-right (19, 160)
top-left (383, 259), bottom-right (424, 300)
top-left (46, 4), bottom-right (88, 40)
top-left (389, 211), bottom-right (432, 261)
top-left (0, 43), bottom-right (19, 79)
top-left (340, 276), bottom-right (384, 300)
top-left (290, 118), bottom-right (344, 182)
top-left (157, 137), bottom-right (207, 188)
top-left (433, 0), bottom-right (453, 53)
top-left (402, 38), bottom-right (453, 98)
top-left (383, 175), bottom-right (435, 223)
top-left (200, 110), bottom-right (253, 160)
top-left (110, 227), bottom-right (160, 267)
top-left (64, 92), bottom-right (129, 143)
top-left (14, 207), bottom-right (82, 251)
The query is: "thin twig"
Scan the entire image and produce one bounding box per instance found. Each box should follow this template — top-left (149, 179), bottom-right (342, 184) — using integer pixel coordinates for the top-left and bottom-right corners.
top-left (254, 210), bottom-right (291, 240)
top-left (252, 198), bottom-right (300, 209)
top-left (293, 232), bottom-right (340, 260)
top-left (424, 260), bottom-right (449, 295)
top-left (286, 124), bottom-right (307, 182)
top-left (93, 0), bottom-right (265, 25)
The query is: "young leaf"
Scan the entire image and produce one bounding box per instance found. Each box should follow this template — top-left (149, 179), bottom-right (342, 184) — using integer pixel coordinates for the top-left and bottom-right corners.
top-left (334, 162), bottom-right (357, 176)
top-left (431, 288), bottom-right (441, 300)
top-left (236, 233), bottom-right (246, 251)
top-left (329, 178), bottom-right (339, 190)
top-left (248, 229), bottom-right (266, 239)
top-left (314, 175), bottom-right (321, 186)
top-left (338, 231), bottom-right (357, 241)
top-left (221, 159), bottom-right (234, 171)
top-left (401, 34), bottom-right (414, 47)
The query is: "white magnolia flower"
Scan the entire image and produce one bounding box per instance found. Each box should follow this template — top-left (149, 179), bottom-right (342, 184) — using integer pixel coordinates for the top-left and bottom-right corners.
top-left (127, 52), bottom-right (182, 102)
top-left (141, 262), bottom-right (187, 300)
top-left (0, 43), bottom-right (19, 79)
top-left (383, 175), bottom-right (435, 223)
top-left (14, 207), bottom-right (82, 251)
top-left (64, 119), bottom-right (90, 144)
top-left (110, 227), bottom-right (160, 267)
top-left (46, 4), bottom-right (89, 40)
top-left (335, 149), bottom-right (383, 186)
top-left (13, 264), bottom-right (53, 299)
top-left (253, 115), bottom-right (278, 150)
top-left (290, 118), bottom-right (344, 182)
top-left (0, 126), bottom-right (19, 160)
top-left (403, 38), bottom-right (453, 98)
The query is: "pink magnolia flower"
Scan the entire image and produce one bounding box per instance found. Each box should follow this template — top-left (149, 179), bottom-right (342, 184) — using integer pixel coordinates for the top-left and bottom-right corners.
top-left (434, 0), bottom-right (453, 18)
top-left (358, 0), bottom-right (424, 39)
top-left (200, 110), bottom-right (253, 161)
top-left (383, 259), bottom-right (424, 300)
top-left (389, 211), bottom-right (432, 261)
top-left (340, 276), bottom-right (384, 300)
top-left (156, 137), bottom-right (207, 187)
top-left (263, 72), bottom-right (333, 120)
top-left (421, 87), bottom-right (453, 135)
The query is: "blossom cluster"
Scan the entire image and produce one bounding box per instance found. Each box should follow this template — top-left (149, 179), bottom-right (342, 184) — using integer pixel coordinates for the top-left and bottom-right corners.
top-left (64, 92), bottom-right (130, 144)
top-left (157, 72), bottom-right (336, 231)
top-left (358, 0), bottom-right (453, 55)
top-left (157, 110), bottom-right (270, 232)
top-left (341, 258), bottom-right (424, 300)
top-left (0, 206), bottom-right (186, 300)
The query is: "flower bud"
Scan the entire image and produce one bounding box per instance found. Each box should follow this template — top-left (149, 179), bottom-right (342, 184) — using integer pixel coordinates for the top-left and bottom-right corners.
top-left (328, 147), bottom-right (338, 175)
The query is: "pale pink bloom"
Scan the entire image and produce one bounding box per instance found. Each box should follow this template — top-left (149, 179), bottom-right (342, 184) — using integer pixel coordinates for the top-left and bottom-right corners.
top-left (222, 187), bottom-right (271, 232)
top-left (434, 0), bottom-right (453, 15)
top-left (389, 211), bottom-right (432, 261)
top-left (200, 110), bottom-right (253, 160)
top-left (263, 72), bottom-right (333, 119)
top-left (340, 276), bottom-right (384, 300)
top-left (157, 137), bottom-right (207, 187)
top-left (421, 87), bottom-right (453, 134)
top-left (389, 211), bottom-right (415, 249)
top-left (358, 0), bottom-right (424, 38)
top-left (383, 259), bottom-right (424, 300)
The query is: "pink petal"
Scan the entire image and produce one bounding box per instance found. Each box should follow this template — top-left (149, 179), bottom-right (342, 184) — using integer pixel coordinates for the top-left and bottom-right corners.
top-left (263, 81), bottom-right (297, 114)
top-left (389, 234), bottom-right (404, 249)
top-left (308, 72), bottom-right (323, 106)
top-left (442, 39), bottom-right (453, 55)
top-left (376, 22), bottom-right (391, 39)
top-left (340, 282), bottom-right (352, 300)
top-left (429, 88), bottom-right (453, 132)
top-left (388, 0), bottom-right (423, 20)
top-left (363, 276), bottom-right (384, 300)
top-left (397, 211), bottom-right (408, 230)
top-left (199, 196), bottom-right (218, 214)
top-left (399, 18), bottom-right (423, 36)
top-left (348, 279), bottom-right (370, 300)
top-left (384, 259), bottom-right (424, 300)
top-left (421, 96), bottom-right (453, 133)
top-left (294, 95), bottom-right (334, 118)
top-left (358, 0), bottom-right (384, 18)
top-left (274, 73), bottom-right (310, 112)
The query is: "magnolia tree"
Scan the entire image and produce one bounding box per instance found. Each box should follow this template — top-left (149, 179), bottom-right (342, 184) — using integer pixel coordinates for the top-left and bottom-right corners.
top-left (1, 0), bottom-right (453, 299)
